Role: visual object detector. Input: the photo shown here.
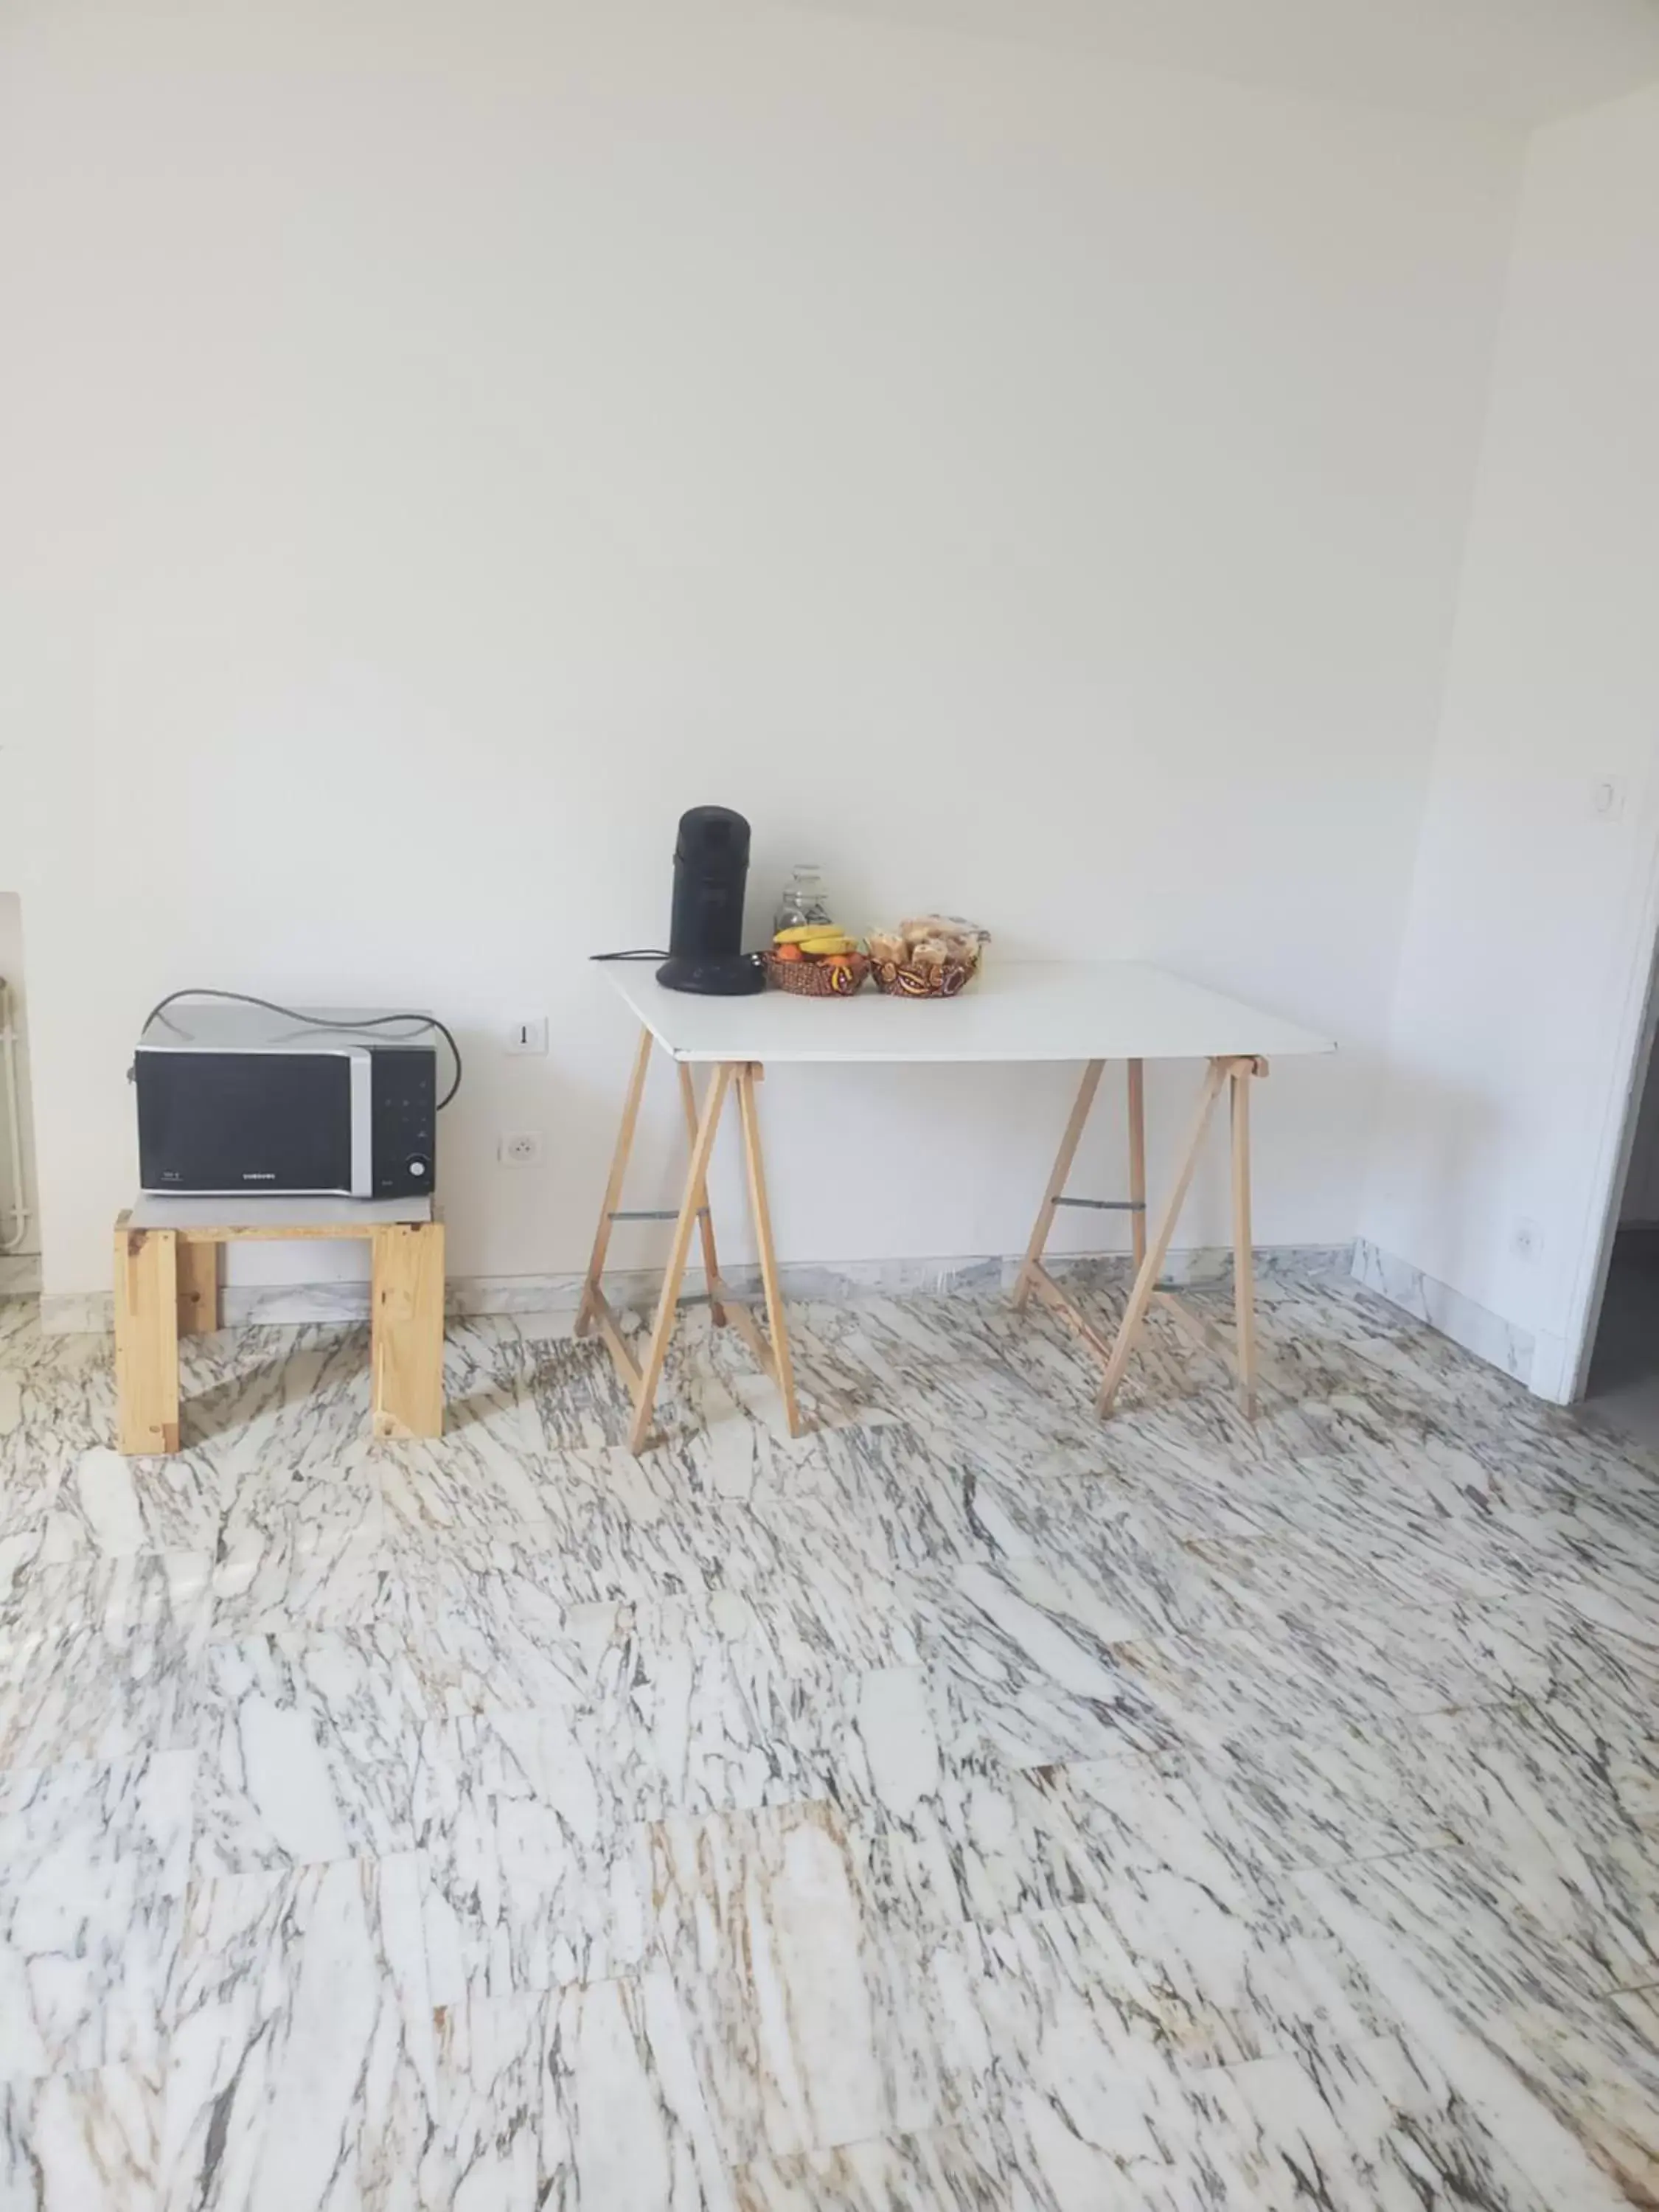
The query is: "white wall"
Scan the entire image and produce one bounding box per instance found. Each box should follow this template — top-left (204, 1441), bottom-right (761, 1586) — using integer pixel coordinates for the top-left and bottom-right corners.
top-left (1360, 80), bottom-right (1659, 1397)
top-left (0, 0), bottom-right (1522, 1301)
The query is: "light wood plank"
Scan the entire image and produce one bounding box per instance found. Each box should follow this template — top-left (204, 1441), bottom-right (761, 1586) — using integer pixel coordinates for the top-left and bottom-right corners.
top-left (1013, 1059), bottom-right (1105, 1310)
top-left (578, 1025), bottom-right (654, 1336)
top-left (1025, 1262), bottom-right (1117, 1363)
top-left (679, 1062), bottom-right (727, 1327)
top-left (370, 1220), bottom-right (445, 1440)
top-left (175, 1240), bottom-right (220, 1335)
top-left (1152, 1286), bottom-right (1236, 1364)
top-left (158, 1222), bottom-right (414, 1243)
top-left (114, 1221), bottom-right (180, 1454)
top-left (1097, 1057), bottom-right (1229, 1416)
top-left (736, 1062), bottom-right (803, 1439)
top-left (628, 1062), bottom-right (734, 1453)
top-left (1231, 1057), bottom-right (1259, 1417)
top-left (1127, 1058), bottom-right (1147, 1270)
top-left (588, 1287), bottom-right (644, 1393)
top-left (129, 1194), bottom-right (431, 1238)
top-left (723, 1297), bottom-right (779, 1382)
top-left (700, 1273), bottom-right (778, 1380)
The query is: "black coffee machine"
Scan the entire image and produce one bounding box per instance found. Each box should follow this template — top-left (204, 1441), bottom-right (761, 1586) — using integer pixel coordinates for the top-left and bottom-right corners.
top-left (657, 806), bottom-right (766, 996)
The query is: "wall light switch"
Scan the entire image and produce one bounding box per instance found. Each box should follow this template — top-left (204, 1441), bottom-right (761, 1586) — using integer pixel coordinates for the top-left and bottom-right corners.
top-left (1590, 777), bottom-right (1628, 821)
top-left (506, 1017), bottom-right (548, 1056)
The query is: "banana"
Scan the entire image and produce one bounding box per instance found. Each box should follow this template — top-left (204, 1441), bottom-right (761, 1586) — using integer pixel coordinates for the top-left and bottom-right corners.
top-left (799, 933), bottom-right (855, 956)
top-left (773, 922), bottom-right (840, 945)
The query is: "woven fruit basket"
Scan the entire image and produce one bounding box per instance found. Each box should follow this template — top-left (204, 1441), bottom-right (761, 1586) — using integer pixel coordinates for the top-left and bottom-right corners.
top-left (866, 916), bottom-right (989, 998)
top-left (764, 951), bottom-right (871, 997)
top-left (869, 945), bottom-right (982, 998)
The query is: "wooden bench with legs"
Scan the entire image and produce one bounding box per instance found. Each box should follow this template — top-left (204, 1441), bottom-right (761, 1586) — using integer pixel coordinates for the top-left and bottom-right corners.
top-left (113, 1195), bottom-right (445, 1453)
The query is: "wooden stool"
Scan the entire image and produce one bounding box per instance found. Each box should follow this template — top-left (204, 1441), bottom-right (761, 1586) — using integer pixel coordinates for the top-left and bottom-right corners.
top-left (113, 1196), bottom-right (445, 1453)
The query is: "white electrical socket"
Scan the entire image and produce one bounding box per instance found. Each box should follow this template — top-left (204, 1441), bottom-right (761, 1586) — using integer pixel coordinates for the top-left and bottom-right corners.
top-left (505, 1017), bottom-right (548, 1056)
top-left (1590, 777), bottom-right (1628, 821)
top-left (498, 1131), bottom-right (543, 1167)
top-left (1513, 1216), bottom-right (1543, 1263)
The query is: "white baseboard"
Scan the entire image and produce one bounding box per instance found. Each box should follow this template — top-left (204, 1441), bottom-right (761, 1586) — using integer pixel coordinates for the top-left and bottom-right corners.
top-left (35, 1243), bottom-right (1353, 1336)
top-left (1350, 1237), bottom-right (1534, 1388)
top-left (25, 1239), bottom-right (1557, 1402)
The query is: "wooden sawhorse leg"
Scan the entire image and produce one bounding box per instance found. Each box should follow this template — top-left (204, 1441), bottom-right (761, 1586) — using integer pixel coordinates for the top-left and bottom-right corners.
top-left (1095, 1054), bottom-right (1267, 1416)
top-left (371, 1220), bottom-right (445, 1439)
top-left (580, 1034), bottom-right (806, 1454)
top-left (629, 1060), bottom-right (801, 1453)
top-left (680, 1063), bottom-right (728, 1329)
top-left (114, 1217), bottom-right (180, 1454)
top-left (575, 1029), bottom-right (729, 1342)
top-left (733, 1064), bottom-right (801, 1441)
top-left (627, 1060), bottom-right (736, 1453)
top-left (1127, 1057), bottom-right (1147, 1270)
top-left (1013, 1055), bottom-right (1267, 1420)
top-left (1014, 1061), bottom-right (1146, 1335)
top-left (1230, 1056), bottom-right (1258, 1417)
top-left (1012, 1060), bottom-right (1105, 1312)
top-left (577, 1026), bottom-right (654, 1340)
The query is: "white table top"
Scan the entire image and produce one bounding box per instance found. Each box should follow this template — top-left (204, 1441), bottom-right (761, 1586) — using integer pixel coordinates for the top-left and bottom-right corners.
top-left (605, 960), bottom-right (1335, 1065)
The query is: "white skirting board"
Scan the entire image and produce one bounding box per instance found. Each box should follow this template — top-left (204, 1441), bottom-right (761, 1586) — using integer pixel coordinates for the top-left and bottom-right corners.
top-left (1349, 1237), bottom-right (1536, 1388)
top-left (34, 1244), bottom-right (1352, 1335)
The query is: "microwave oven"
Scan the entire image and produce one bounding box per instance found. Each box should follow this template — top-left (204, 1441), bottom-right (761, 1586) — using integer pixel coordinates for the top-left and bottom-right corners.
top-left (135, 1003), bottom-right (437, 1199)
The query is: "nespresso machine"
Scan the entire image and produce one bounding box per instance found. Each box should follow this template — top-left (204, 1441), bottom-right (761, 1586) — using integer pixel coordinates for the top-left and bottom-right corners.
top-left (656, 806), bottom-right (765, 995)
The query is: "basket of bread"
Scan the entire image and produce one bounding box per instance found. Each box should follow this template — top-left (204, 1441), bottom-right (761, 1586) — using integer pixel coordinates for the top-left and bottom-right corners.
top-left (867, 916), bottom-right (989, 998)
top-left (765, 922), bottom-right (871, 996)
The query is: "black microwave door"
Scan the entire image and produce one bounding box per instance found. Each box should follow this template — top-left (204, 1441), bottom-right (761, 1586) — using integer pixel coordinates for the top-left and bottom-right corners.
top-left (137, 1051), bottom-right (352, 1193)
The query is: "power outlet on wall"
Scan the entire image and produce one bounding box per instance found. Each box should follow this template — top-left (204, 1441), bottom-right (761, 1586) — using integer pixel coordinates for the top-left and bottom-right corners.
top-left (498, 1131), bottom-right (543, 1168)
top-left (1513, 1216), bottom-right (1543, 1264)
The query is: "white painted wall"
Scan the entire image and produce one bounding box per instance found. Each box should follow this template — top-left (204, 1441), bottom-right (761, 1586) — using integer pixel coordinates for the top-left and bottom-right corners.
top-left (799, 0), bottom-right (1659, 126)
top-left (1359, 81), bottom-right (1659, 1398)
top-left (0, 0), bottom-right (1521, 1302)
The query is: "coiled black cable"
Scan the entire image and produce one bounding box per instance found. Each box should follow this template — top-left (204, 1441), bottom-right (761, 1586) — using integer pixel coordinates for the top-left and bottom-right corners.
top-left (137, 989), bottom-right (462, 1109)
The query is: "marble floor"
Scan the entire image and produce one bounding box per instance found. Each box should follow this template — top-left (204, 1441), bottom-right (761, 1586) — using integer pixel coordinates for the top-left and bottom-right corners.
top-left (1, 1263), bottom-right (1658, 2208)
top-left (1585, 1231), bottom-right (1659, 1454)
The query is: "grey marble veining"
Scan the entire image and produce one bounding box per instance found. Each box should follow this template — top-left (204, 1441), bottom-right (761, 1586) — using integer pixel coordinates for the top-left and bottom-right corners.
top-left (190, 1630), bottom-right (430, 1877)
top-left (1352, 1236), bottom-right (1537, 1386)
top-left (414, 1711), bottom-right (654, 2003)
top-left (428, 1974), bottom-right (734, 2210)
top-left (0, 2067), bottom-right (161, 2211)
top-left (1, 1267), bottom-right (1659, 2204)
top-left (161, 1851), bottom-right (437, 2208)
top-left (0, 1553), bottom-right (213, 1771)
top-left (0, 1750), bottom-right (192, 2081)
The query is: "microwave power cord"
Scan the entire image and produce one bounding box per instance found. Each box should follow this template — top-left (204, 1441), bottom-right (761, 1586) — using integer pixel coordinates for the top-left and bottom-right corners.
top-left (133, 989), bottom-right (463, 1109)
